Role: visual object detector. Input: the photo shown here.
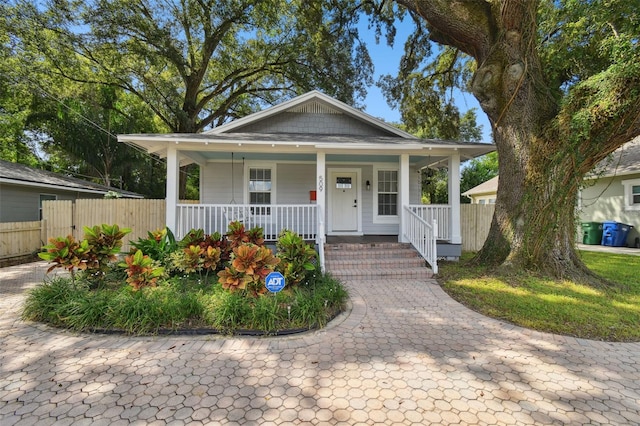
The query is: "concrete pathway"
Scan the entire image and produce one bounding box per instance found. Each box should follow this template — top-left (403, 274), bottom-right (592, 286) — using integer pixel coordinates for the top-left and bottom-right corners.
top-left (1, 262), bottom-right (639, 425)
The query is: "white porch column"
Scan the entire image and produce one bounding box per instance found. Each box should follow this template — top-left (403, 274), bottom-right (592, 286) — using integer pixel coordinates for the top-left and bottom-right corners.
top-left (166, 145), bottom-right (180, 234)
top-left (399, 153), bottom-right (410, 243)
top-left (448, 152), bottom-right (462, 244)
top-left (316, 151), bottom-right (326, 244)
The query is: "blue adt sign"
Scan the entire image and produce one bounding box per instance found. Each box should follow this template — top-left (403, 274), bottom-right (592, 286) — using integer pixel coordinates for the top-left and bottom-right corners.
top-left (265, 271), bottom-right (286, 293)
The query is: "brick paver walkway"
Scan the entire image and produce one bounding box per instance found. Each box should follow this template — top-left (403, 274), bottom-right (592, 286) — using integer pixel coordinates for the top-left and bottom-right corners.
top-left (1, 261), bottom-right (639, 425)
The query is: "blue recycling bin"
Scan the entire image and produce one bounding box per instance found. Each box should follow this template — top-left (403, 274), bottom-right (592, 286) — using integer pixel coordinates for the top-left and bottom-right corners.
top-left (601, 221), bottom-right (632, 247)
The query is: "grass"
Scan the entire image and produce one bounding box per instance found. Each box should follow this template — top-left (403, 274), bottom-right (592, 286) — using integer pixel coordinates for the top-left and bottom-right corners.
top-left (23, 273), bottom-right (348, 335)
top-left (438, 251), bottom-right (640, 341)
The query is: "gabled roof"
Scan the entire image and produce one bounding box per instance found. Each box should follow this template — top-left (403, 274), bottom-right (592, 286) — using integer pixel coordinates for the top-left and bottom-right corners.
top-left (462, 175), bottom-right (499, 197)
top-left (589, 136), bottom-right (640, 179)
top-left (204, 90), bottom-right (415, 139)
top-left (0, 160), bottom-right (143, 198)
top-left (118, 90), bottom-right (495, 166)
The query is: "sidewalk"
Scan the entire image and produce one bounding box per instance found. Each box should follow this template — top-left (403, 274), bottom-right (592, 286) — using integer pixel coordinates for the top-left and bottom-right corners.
top-left (1, 261), bottom-right (640, 425)
top-left (578, 243), bottom-right (640, 256)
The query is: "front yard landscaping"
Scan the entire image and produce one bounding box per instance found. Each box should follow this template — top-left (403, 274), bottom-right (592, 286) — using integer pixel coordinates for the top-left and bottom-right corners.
top-left (23, 223), bottom-right (347, 335)
top-left (438, 251), bottom-right (640, 342)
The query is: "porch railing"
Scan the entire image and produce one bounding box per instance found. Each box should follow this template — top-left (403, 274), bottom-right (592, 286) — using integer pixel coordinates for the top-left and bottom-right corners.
top-left (408, 204), bottom-right (450, 241)
top-left (176, 204), bottom-right (318, 241)
top-left (404, 206), bottom-right (438, 274)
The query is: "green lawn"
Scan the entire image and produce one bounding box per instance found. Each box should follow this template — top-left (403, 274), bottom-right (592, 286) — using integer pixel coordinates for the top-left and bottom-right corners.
top-left (438, 251), bottom-right (640, 342)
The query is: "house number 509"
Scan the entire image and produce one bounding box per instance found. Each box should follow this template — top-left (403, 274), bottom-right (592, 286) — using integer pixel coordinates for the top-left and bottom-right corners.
top-left (318, 176), bottom-right (324, 192)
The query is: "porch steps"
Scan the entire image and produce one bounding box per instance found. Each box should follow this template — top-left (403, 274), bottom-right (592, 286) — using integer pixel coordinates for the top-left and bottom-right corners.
top-left (324, 242), bottom-right (433, 281)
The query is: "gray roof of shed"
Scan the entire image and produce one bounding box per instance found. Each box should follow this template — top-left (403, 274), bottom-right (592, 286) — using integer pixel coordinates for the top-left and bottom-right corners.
top-left (0, 160), bottom-right (143, 198)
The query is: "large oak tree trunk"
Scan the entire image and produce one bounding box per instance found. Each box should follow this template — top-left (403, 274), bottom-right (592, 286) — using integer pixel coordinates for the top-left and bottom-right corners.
top-left (397, 0), bottom-right (640, 281)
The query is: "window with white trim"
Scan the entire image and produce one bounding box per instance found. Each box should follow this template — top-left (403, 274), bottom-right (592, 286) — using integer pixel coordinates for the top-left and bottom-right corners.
top-left (376, 169), bottom-right (398, 220)
top-left (622, 178), bottom-right (640, 211)
top-left (248, 167), bottom-right (272, 215)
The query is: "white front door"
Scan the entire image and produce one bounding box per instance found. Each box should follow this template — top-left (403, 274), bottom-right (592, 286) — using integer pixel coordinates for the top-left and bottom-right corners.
top-left (329, 170), bottom-right (359, 232)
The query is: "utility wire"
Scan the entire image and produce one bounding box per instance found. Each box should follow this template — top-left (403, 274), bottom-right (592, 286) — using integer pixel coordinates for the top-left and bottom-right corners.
top-left (1, 71), bottom-right (195, 181)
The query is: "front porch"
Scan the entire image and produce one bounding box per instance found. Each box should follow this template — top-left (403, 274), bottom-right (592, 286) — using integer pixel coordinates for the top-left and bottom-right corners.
top-left (175, 203), bottom-right (456, 274)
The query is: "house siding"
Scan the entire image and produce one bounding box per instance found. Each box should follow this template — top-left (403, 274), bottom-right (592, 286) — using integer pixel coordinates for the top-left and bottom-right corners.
top-left (579, 175), bottom-right (640, 246)
top-left (0, 183), bottom-right (98, 223)
top-left (200, 162), bottom-right (244, 204)
top-left (276, 164), bottom-right (316, 204)
top-left (200, 160), bottom-right (423, 236)
top-left (232, 112), bottom-right (392, 137)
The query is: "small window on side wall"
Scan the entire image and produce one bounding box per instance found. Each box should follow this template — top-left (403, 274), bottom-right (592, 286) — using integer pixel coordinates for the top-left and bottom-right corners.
top-left (633, 185), bottom-right (640, 204)
top-left (622, 179), bottom-right (640, 211)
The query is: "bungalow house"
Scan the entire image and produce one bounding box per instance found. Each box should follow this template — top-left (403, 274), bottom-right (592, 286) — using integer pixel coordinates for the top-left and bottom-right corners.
top-left (118, 91), bottom-right (494, 271)
top-left (0, 160), bottom-right (143, 223)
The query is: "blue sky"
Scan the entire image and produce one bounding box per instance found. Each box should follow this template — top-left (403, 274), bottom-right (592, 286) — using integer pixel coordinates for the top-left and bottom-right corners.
top-left (358, 19), bottom-right (493, 142)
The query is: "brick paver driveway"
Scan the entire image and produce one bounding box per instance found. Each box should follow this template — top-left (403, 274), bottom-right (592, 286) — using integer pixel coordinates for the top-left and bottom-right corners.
top-left (1, 261), bottom-right (639, 425)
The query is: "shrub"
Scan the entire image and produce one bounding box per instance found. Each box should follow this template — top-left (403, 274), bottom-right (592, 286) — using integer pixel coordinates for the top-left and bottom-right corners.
top-left (83, 224), bottom-right (131, 271)
top-left (131, 227), bottom-right (178, 263)
top-left (39, 224), bottom-right (130, 281)
top-left (38, 235), bottom-right (92, 279)
top-left (218, 244), bottom-right (280, 296)
top-left (276, 230), bottom-right (318, 286)
top-left (119, 250), bottom-right (165, 290)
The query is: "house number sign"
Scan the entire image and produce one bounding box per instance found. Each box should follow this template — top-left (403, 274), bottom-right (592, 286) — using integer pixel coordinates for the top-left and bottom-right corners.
top-left (318, 175), bottom-right (324, 192)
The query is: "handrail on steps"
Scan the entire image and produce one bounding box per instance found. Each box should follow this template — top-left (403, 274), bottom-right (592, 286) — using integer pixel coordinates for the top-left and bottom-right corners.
top-left (403, 206), bottom-right (438, 274)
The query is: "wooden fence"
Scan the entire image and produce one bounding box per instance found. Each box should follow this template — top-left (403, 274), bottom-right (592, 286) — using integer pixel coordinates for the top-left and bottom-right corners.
top-left (42, 199), bottom-right (167, 253)
top-left (461, 204), bottom-right (495, 252)
top-left (0, 221), bottom-right (43, 260)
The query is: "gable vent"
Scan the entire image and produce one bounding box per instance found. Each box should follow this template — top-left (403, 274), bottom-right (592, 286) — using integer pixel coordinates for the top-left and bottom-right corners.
top-left (288, 101), bottom-right (341, 115)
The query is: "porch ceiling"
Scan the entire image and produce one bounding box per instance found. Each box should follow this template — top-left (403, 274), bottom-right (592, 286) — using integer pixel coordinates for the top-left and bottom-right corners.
top-left (118, 132), bottom-right (495, 167)
top-left (197, 151), bottom-right (443, 165)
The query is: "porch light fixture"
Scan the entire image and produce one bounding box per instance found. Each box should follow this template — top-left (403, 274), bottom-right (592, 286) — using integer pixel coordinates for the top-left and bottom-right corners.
top-left (366, 180), bottom-right (371, 191)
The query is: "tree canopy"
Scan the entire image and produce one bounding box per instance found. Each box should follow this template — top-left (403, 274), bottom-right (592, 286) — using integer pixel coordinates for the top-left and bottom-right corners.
top-left (7, 0), bottom-right (373, 133)
top-left (2, 0), bottom-right (378, 196)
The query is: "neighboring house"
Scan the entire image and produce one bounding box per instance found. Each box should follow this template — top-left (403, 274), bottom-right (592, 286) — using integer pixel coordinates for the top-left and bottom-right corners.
top-left (0, 160), bottom-right (143, 223)
top-left (461, 136), bottom-right (640, 247)
top-left (462, 175), bottom-right (498, 204)
top-left (119, 91), bottom-right (494, 270)
top-left (580, 136), bottom-right (640, 247)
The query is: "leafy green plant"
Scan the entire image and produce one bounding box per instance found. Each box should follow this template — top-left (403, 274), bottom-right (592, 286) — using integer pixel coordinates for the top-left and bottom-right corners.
top-left (119, 250), bottom-right (165, 291)
top-left (204, 232), bottom-right (232, 264)
top-left (247, 227), bottom-right (265, 246)
top-left (83, 224), bottom-right (131, 270)
top-left (182, 245), bottom-right (205, 273)
top-left (131, 227), bottom-right (178, 262)
top-left (179, 228), bottom-right (206, 248)
top-left (38, 235), bottom-right (92, 279)
top-left (276, 230), bottom-right (318, 286)
top-left (217, 244), bottom-right (280, 295)
top-left (226, 221), bottom-right (250, 248)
